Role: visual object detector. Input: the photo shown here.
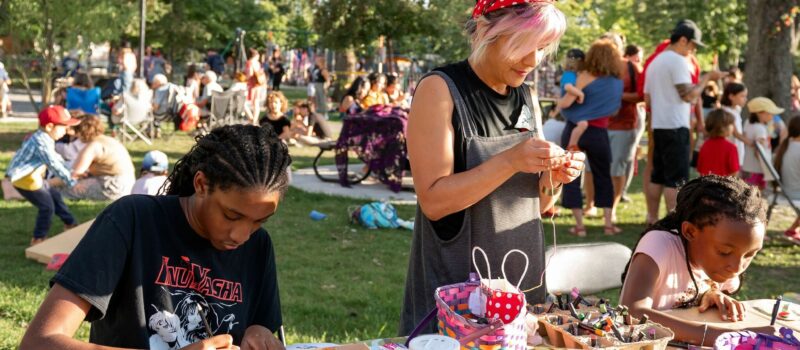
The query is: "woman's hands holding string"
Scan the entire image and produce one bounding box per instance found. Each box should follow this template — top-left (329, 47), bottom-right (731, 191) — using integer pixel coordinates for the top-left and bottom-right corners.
top-left (504, 138), bottom-right (585, 186)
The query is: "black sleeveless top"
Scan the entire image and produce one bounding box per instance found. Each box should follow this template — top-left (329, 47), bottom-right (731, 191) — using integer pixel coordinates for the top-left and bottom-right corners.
top-left (430, 60), bottom-right (532, 240)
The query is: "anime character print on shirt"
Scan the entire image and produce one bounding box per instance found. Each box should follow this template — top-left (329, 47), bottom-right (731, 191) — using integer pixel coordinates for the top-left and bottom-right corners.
top-left (147, 255), bottom-right (242, 349)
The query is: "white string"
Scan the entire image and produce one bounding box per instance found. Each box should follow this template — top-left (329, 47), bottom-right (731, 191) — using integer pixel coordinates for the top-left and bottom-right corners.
top-left (501, 249), bottom-right (529, 290)
top-left (522, 162), bottom-right (561, 293)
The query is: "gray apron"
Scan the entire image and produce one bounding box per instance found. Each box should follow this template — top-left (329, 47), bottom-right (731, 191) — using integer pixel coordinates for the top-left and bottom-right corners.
top-left (399, 71), bottom-right (546, 335)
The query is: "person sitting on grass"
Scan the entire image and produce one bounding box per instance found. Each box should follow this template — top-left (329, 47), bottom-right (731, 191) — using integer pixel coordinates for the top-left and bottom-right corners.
top-left (131, 150), bottom-right (170, 196)
top-left (697, 109), bottom-right (739, 177)
top-left (21, 124), bottom-right (291, 350)
top-left (57, 114), bottom-right (136, 201)
top-left (620, 175), bottom-right (777, 347)
top-left (291, 101), bottom-right (333, 146)
top-left (259, 91), bottom-right (292, 141)
top-left (5, 106), bottom-right (80, 246)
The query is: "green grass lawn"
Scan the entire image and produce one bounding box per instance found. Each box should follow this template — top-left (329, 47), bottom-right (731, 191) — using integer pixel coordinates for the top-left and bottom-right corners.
top-left (0, 121), bottom-right (797, 349)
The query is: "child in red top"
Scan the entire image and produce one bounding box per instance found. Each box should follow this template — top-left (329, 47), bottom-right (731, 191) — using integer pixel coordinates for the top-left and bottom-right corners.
top-left (697, 109), bottom-right (740, 176)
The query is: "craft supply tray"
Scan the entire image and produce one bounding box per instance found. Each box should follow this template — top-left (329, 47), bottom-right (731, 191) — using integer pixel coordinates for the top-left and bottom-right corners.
top-left (529, 305), bottom-right (675, 350)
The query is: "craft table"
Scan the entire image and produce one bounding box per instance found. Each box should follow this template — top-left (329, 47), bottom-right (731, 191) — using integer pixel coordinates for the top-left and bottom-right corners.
top-left (333, 299), bottom-right (799, 350)
top-left (666, 299), bottom-right (800, 331)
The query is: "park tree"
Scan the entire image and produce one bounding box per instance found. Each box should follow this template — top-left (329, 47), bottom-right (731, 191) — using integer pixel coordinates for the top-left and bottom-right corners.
top-left (631, 0), bottom-right (747, 69)
top-left (0, 0), bottom-right (143, 107)
top-left (313, 0), bottom-right (430, 91)
top-left (744, 1), bottom-right (798, 119)
top-left (398, 0), bottom-right (473, 64)
top-left (146, 0), bottom-right (289, 67)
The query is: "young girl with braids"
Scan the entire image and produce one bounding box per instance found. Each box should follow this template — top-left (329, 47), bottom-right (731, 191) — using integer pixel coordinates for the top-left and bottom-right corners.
top-left (620, 175), bottom-right (777, 346)
top-left (22, 124), bottom-right (291, 350)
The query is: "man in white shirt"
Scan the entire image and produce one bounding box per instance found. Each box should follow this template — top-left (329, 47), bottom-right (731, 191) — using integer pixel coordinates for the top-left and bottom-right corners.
top-left (644, 20), bottom-right (724, 212)
top-left (196, 70), bottom-right (223, 109)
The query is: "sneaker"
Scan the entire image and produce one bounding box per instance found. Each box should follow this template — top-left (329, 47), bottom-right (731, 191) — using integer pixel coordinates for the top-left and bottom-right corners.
top-left (621, 195), bottom-right (632, 203)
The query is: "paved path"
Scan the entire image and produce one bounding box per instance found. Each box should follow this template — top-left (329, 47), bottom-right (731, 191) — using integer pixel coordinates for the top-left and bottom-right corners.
top-left (1, 88), bottom-right (40, 122)
top-left (291, 165), bottom-right (416, 205)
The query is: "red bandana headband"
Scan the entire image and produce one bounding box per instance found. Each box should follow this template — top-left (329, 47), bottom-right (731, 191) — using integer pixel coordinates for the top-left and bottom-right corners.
top-left (472, 0), bottom-right (556, 18)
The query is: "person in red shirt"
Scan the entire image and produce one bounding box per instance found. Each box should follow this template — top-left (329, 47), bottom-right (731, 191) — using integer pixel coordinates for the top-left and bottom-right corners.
top-left (697, 109), bottom-right (739, 176)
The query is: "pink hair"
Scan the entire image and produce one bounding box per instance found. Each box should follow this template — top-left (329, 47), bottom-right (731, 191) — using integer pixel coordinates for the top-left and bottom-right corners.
top-left (468, 3), bottom-right (567, 62)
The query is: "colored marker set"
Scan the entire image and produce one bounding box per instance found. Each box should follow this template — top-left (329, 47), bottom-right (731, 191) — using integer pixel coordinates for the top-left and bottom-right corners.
top-left (529, 299), bottom-right (674, 349)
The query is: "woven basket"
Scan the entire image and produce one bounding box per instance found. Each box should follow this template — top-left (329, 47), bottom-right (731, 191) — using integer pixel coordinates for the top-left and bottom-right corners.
top-left (434, 281), bottom-right (528, 350)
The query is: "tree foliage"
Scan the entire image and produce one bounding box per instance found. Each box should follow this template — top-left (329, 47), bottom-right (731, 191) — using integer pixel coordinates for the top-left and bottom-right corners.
top-left (313, 0), bottom-right (429, 51)
top-left (1, 0), bottom-right (143, 105)
top-left (146, 0), bottom-right (302, 62)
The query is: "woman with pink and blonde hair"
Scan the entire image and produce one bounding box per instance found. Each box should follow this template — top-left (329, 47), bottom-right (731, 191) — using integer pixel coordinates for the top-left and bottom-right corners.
top-left (399, 0), bottom-right (584, 334)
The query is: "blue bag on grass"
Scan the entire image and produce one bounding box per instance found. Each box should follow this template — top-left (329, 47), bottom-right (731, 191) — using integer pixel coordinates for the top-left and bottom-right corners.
top-left (350, 202), bottom-right (413, 230)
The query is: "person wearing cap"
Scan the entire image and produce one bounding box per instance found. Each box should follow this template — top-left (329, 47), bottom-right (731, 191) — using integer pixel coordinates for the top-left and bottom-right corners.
top-left (643, 19), bottom-right (725, 214)
top-left (742, 97), bottom-right (784, 189)
top-left (131, 150), bottom-right (170, 195)
top-left (400, 0), bottom-right (585, 335)
top-left (4, 105), bottom-right (80, 246)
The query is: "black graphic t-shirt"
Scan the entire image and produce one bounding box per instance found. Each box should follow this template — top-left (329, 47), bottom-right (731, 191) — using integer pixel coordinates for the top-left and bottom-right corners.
top-left (51, 195), bottom-right (281, 349)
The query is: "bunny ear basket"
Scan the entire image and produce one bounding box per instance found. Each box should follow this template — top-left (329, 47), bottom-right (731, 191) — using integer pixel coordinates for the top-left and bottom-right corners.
top-left (431, 247), bottom-right (530, 350)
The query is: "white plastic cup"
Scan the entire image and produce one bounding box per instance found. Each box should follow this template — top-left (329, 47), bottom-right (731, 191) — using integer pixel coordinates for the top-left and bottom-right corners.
top-left (408, 335), bottom-right (460, 350)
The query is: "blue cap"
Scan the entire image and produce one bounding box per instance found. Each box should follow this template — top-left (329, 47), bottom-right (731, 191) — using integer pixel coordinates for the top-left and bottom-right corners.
top-left (142, 150), bottom-right (169, 172)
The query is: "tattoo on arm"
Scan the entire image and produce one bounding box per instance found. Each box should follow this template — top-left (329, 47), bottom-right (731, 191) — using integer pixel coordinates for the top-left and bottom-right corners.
top-left (675, 83), bottom-right (696, 102)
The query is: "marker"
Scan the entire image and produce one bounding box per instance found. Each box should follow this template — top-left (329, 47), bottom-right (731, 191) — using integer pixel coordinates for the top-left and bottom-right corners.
top-left (648, 328), bottom-right (656, 340)
top-left (628, 326), bottom-right (635, 343)
top-left (568, 302), bottom-right (583, 320)
top-left (197, 304), bottom-right (214, 339)
top-left (608, 317), bottom-right (625, 342)
top-left (571, 287), bottom-right (593, 307)
top-left (590, 335), bottom-right (598, 348)
top-left (556, 292), bottom-right (565, 310)
top-left (598, 299), bottom-right (608, 314)
top-left (639, 314), bottom-right (649, 325)
top-left (622, 307), bottom-right (632, 325)
top-left (636, 331), bottom-right (645, 342)
top-left (579, 323), bottom-right (605, 337)
top-left (546, 302), bottom-right (558, 313)
top-left (770, 296), bottom-right (782, 326)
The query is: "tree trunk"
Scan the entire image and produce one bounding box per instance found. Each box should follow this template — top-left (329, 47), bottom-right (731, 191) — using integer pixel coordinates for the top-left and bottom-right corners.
top-left (331, 48), bottom-right (356, 103)
top-left (744, 0), bottom-right (794, 120)
top-left (40, 0), bottom-right (54, 106)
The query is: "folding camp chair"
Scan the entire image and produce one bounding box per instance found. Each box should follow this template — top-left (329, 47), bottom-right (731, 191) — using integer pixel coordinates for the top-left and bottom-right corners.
top-left (115, 92), bottom-right (153, 145)
top-left (207, 90), bottom-right (248, 129)
top-left (754, 142), bottom-right (800, 220)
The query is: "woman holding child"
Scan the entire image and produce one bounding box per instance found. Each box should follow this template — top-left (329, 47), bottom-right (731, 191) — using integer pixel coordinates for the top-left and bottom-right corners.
top-left (558, 38), bottom-right (624, 237)
top-left (400, 0), bottom-right (584, 334)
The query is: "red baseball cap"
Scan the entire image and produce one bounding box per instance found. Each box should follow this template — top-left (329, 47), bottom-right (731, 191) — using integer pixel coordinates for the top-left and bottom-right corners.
top-left (38, 105), bottom-right (80, 127)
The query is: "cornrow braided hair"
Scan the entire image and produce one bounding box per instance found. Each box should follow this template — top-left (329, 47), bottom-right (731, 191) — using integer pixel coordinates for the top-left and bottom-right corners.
top-left (161, 124), bottom-right (292, 196)
top-left (621, 175), bottom-right (766, 308)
